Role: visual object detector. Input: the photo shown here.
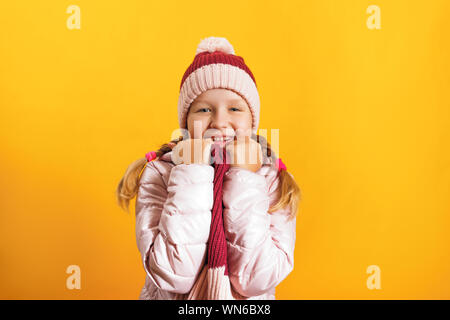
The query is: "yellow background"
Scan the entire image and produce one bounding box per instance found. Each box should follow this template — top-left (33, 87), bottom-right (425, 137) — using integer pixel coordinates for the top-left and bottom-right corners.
top-left (1, 0), bottom-right (449, 299)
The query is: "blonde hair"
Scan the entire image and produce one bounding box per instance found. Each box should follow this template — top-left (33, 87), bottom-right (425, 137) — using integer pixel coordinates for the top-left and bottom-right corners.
top-left (116, 135), bottom-right (301, 220)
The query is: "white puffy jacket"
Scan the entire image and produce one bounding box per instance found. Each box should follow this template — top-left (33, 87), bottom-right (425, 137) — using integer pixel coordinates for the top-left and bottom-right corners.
top-left (135, 150), bottom-right (296, 299)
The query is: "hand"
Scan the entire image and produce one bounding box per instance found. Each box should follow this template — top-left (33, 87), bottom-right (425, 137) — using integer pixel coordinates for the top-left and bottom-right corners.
top-left (225, 136), bottom-right (263, 173)
top-left (171, 138), bottom-right (214, 165)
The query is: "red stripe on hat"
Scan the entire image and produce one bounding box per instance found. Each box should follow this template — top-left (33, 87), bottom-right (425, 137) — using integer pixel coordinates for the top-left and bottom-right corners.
top-left (180, 51), bottom-right (257, 91)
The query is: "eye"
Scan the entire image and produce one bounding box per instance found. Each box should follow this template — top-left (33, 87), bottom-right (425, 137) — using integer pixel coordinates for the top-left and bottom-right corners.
top-left (197, 108), bottom-right (211, 113)
top-left (230, 107), bottom-right (240, 111)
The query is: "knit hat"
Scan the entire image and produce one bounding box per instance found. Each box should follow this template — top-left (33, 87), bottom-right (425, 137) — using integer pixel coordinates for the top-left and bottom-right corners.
top-left (177, 37), bottom-right (260, 133)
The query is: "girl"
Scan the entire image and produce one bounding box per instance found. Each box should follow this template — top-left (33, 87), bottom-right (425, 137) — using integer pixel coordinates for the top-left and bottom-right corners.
top-left (116, 37), bottom-right (301, 300)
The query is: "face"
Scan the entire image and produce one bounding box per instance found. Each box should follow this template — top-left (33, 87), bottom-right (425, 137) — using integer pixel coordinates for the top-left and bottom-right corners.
top-left (186, 88), bottom-right (253, 144)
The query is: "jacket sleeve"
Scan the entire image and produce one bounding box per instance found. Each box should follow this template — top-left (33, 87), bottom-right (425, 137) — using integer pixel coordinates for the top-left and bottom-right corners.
top-left (222, 167), bottom-right (296, 297)
top-left (135, 161), bottom-right (214, 294)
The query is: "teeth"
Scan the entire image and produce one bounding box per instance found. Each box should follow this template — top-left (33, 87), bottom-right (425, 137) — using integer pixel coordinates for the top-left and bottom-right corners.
top-left (212, 137), bottom-right (231, 142)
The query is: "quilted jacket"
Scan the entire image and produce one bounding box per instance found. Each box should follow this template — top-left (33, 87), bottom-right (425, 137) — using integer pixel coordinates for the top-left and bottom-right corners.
top-left (135, 150), bottom-right (296, 300)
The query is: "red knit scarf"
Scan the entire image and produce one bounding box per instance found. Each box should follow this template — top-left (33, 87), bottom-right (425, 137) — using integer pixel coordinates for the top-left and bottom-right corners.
top-left (208, 144), bottom-right (230, 275)
top-left (175, 145), bottom-right (244, 300)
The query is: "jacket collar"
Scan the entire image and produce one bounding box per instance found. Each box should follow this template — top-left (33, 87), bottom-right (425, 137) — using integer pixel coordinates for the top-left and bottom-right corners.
top-left (159, 151), bottom-right (174, 163)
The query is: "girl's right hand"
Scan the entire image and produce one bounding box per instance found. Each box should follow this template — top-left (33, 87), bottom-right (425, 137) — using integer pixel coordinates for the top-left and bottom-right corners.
top-left (171, 138), bottom-right (214, 165)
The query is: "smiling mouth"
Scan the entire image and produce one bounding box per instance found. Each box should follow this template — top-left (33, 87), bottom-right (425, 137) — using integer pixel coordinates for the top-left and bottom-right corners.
top-left (211, 136), bottom-right (233, 142)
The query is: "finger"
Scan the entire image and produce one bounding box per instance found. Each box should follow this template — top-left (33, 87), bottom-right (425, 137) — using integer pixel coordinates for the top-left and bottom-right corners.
top-left (231, 136), bottom-right (262, 165)
top-left (202, 138), bottom-right (214, 165)
top-left (248, 141), bottom-right (262, 165)
top-left (226, 135), bottom-right (245, 165)
top-left (171, 141), bottom-right (185, 165)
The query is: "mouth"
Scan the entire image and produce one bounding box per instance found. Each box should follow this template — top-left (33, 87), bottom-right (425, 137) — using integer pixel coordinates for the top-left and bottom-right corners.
top-left (211, 136), bottom-right (233, 142)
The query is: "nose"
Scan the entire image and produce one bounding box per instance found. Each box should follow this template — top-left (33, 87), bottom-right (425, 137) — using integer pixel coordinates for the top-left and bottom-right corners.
top-left (209, 108), bottom-right (230, 130)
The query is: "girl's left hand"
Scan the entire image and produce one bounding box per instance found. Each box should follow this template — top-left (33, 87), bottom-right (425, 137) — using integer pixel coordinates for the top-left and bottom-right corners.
top-left (225, 136), bottom-right (263, 173)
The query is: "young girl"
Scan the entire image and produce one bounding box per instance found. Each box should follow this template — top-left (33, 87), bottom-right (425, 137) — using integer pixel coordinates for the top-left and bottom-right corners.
top-left (116, 37), bottom-right (301, 300)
